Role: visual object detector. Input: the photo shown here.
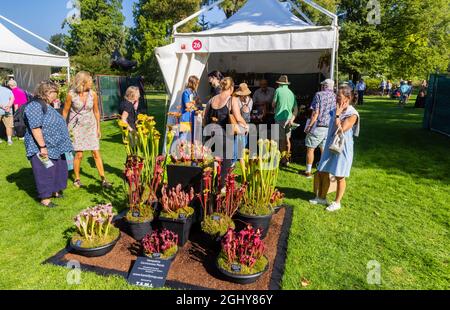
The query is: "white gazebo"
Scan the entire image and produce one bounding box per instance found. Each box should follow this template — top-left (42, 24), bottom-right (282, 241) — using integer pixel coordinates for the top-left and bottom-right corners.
top-left (0, 15), bottom-right (70, 92)
top-left (156, 0), bottom-right (338, 119)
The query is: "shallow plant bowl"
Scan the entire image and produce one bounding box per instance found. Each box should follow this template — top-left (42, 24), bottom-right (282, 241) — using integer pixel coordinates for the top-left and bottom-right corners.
top-left (69, 233), bottom-right (121, 258)
top-left (216, 258), bottom-right (269, 285)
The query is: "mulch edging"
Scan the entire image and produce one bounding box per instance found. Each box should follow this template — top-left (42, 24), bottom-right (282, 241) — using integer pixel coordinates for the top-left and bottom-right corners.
top-left (43, 206), bottom-right (293, 290)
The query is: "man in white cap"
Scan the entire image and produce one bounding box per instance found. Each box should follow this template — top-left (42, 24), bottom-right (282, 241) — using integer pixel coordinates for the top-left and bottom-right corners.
top-left (301, 79), bottom-right (336, 178)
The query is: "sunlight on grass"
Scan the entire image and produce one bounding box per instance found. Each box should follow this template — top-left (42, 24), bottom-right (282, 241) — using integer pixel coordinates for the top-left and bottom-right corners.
top-left (0, 95), bottom-right (448, 289)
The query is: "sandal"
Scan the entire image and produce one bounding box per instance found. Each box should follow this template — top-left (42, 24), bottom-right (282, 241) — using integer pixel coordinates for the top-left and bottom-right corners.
top-left (41, 201), bottom-right (57, 208)
top-left (73, 179), bottom-right (83, 188)
top-left (101, 179), bottom-right (112, 189)
top-left (54, 192), bottom-right (64, 199)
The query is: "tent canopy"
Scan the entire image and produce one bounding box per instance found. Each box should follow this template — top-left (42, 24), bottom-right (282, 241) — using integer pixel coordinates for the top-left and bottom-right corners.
top-left (156, 0), bottom-right (338, 119)
top-left (0, 15), bottom-right (70, 92)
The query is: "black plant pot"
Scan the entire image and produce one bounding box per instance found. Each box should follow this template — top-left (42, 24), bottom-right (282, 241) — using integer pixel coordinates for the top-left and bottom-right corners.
top-left (234, 211), bottom-right (273, 239)
top-left (69, 233), bottom-right (121, 257)
top-left (124, 218), bottom-right (153, 241)
top-left (216, 258), bottom-right (269, 285)
top-left (167, 164), bottom-right (206, 225)
top-left (158, 215), bottom-right (193, 247)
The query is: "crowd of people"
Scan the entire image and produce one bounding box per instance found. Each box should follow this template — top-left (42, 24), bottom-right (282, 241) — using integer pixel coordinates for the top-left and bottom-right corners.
top-left (0, 72), bottom-right (113, 208)
top-left (168, 71), bottom-right (360, 212)
top-left (7, 69), bottom-right (434, 212)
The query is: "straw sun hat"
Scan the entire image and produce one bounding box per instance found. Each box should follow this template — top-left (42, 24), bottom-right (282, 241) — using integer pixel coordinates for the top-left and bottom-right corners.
top-left (276, 75), bottom-right (290, 85)
top-left (234, 83), bottom-right (252, 96)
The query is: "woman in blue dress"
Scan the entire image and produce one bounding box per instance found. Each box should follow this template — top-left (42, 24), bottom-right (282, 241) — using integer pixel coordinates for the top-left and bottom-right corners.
top-left (179, 75), bottom-right (200, 142)
top-left (310, 84), bottom-right (360, 212)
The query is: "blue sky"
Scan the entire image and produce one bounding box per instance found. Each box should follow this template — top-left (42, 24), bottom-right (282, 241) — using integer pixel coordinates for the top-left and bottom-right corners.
top-left (0, 0), bottom-right (225, 50)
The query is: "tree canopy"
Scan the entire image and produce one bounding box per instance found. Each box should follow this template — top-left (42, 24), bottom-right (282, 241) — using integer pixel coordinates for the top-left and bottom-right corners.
top-left (56, 0), bottom-right (449, 82)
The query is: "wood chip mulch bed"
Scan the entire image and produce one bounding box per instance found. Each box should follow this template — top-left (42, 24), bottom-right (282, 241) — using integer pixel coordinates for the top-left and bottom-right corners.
top-left (44, 206), bottom-right (293, 290)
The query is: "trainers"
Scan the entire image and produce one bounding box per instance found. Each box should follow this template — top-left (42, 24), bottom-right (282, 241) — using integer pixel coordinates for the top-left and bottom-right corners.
top-left (7, 141), bottom-right (13, 146)
top-left (309, 197), bottom-right (328, 205)
top-left (301, 171), bottom-right (313, 178)
top-left (326, 202), bottom-right (342, 212)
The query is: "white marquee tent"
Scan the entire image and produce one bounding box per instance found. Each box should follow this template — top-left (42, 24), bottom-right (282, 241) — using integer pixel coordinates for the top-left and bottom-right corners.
top-left (156, 0), bottom-right (338, 121)
top-left (0, 15), bottom-right (70, 92)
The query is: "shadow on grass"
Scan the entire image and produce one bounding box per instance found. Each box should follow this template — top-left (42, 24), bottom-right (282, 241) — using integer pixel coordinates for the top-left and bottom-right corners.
top-left (86, 157), bottom-right (125, 181)
top-left (86, 183), bottom-right (127, 213)
top-left (277, 186), bottom-right (313, 202)
top-left (6, 168), bottom-right (37, 199)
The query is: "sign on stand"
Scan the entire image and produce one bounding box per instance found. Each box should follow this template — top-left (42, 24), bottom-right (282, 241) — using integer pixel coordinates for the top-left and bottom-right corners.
top-left (127, 257), bottom-right (171, 288)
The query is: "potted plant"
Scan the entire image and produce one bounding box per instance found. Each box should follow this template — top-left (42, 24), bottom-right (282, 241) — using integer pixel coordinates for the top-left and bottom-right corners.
top-left (270, 189), bottom-right (285, 214)
top-left (167, 140), bottom-right (214, 193)
top-left (199, 168), bottom-right (246, 243)
top-left (123, 156), bottom-right (162, 240)
top-left (118, 115), bottom-right (162, 241)
top-left (141, 229), bottom-right (179, 261)
top-left (236, 139), bottom-right (282, 239)
top-left (158, 184), bottom-right (195, 246)
top-left (216, 226), bottom-right (269, 284)
top-left (70, 203), bottom-right (120, 257)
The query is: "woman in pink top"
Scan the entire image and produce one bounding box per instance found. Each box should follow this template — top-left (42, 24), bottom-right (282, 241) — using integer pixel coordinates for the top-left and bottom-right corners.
top-left (7, 80), bottom-right (28, 111)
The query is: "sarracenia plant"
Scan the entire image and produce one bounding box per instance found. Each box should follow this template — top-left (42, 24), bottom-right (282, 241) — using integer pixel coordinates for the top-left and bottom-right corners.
top-left (74, 204), bottom-right (115, 241)
top-left (160, 184), bottom-right (195, 219)
top-left (199, 167), bottom-right (246, 237)
top-left (240, 139), bottom-right (281, 215)
top-left (124, 155), bottom-right (163, 221)
top-left (118, 114), bottom-right (160, 185)
top-left (221, 226), bottom-right (266, 269)
top-left (142, 229), bottom-right (178, 259)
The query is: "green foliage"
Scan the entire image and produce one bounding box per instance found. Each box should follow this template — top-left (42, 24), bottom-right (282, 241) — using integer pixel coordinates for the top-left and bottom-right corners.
top-left (71, 227), bottom-right (120, 249)
top-left (217, 251), bottom-right (268, 275)
top-left (201, 213), bottom-right (235, 237)
top-left (338, 0), bottom-right (450, 79)
top-left (125, 209), bottom-right (154, 223)
top-left (47, 33), bottom-right (67, 56)
top-left (160, 206), bottom-right (195, 220)
top-left (63, 0), bottom-right (127, 75)
top-left (129, 0), bottom-right (201, 85)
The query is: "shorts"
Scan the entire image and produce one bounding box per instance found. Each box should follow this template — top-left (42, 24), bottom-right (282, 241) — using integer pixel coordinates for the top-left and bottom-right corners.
top-left (275, 120), bottom-right (292, 143)
top-left (305, 126), bottom-right (329, 149)
top-left (0, 114), bottom-right (13, 129)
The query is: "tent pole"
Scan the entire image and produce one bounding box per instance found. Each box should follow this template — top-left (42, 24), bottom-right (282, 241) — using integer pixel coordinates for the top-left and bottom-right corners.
top-left (0, 14), bottom-right (69, 57)
top-left (173, 0), bottom-right (226, 35)
top-left (286, 0), bottom-right (315, 26)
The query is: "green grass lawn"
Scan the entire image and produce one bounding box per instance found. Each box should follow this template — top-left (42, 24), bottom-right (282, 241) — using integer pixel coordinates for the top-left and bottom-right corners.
top-left (0, 95), bottom-right (448, 289)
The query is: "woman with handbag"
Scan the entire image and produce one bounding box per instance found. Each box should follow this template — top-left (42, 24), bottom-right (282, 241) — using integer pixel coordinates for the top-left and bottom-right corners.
top-left (203, 77), bottom-right (248, 184)
top-left (24, 81), bottom-right (73, 208)
top-left (63, 71), bottom-right (112, 189)
top-left (310, 84), bottom-right (360, 212)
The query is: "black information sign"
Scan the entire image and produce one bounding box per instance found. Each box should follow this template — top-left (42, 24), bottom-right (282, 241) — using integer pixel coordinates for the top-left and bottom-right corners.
top-left (127, 257), bottom-right (171, 288)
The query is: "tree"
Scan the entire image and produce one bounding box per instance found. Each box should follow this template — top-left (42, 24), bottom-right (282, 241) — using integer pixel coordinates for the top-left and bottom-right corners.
top-left (129, 0), bottom-right (202, 85)
top-left (62, 0), bottom-right (127, 74)
top-left (338, 0), bottom-right (450, 79)
top-left (47, 33), bottom-right (67, 55)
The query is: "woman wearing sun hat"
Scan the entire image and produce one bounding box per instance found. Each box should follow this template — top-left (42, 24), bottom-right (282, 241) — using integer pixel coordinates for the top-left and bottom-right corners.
top-left (233, 83), bottom-right (253, 163)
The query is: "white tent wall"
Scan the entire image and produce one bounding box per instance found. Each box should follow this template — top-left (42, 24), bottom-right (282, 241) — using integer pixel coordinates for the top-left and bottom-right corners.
top-left (0, 16), bottom-right (70, 91)
top-left (12, 65), bottom-right (51, 93)
top-left (156, 0), bottom-right (338, 130)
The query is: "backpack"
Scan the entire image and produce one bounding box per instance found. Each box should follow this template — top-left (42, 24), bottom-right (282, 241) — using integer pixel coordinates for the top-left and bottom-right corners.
top-left (13, 98), bottom-right (47, 138)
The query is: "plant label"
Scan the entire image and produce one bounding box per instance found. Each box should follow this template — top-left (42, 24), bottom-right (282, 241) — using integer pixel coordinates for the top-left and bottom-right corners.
top-left (152, 253), bottom-right (161, 259)
top-left (75, 240), bottom-right (82, 247)
top-left (127, 257), bottom-right (171, 289)
top-left (178, 213), bottom-right (186, 220)
top-left (212, 215), bottom-right (221, 221)
top-left (132, 211), bottom-right (140, 218)
top-left (231, 264), bottom-right (242, 273)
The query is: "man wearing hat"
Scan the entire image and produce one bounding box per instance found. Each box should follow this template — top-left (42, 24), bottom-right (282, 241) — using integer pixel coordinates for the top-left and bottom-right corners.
top-left (272, 75), bottom-right (297, 165)
top-left (302, 79), bottom-right (336, 178)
